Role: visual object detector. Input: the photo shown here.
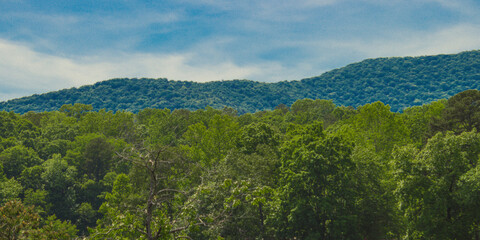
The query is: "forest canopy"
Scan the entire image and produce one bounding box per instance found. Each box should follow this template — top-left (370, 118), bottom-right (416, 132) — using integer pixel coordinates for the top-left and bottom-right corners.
top-left (2, 90), bottom-right (480, 239)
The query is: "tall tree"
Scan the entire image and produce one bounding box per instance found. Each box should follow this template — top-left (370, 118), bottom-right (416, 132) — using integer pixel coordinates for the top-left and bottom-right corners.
top-left (0, 145), bottom-right (42, 178)
top-left (41, 154), bottom-right (77, 221)
top-left (431, 89), bottom-right (480, 134)
top-left (393, 131), bottom-right (480, 239)
top-left (271, 122), bottom-right (360, 239)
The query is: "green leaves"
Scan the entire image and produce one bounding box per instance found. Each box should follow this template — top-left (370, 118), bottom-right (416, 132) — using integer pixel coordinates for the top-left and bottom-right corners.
top-left (60, 103), bottom-right (93, 119)
top-left (41, 154), bottom-right (77, 220)
top-left (182, 114), bottom-right (239, 167)
top-left (0, 145), bottom-right (42, 178)
top-left (0, 178), bottom-right (23, 204)
top-left (238, 122), bottom-right (280, 154)
top-left (392, 131), bottom-right (480, 239)
top-left (275, 122), bottom-right (359, 239)
top-left (432, 89), bottom-right (480, 134)
top-left (92, 174), bottom-right (146, 239)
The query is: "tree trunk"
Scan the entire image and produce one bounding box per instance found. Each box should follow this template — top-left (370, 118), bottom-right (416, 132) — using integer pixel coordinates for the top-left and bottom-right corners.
top-left (146, 164), bottom-right (159, 240)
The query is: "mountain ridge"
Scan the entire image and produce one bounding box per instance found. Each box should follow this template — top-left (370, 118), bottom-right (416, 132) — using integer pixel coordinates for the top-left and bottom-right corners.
top-left (1, 50), bottom-right (480, 113)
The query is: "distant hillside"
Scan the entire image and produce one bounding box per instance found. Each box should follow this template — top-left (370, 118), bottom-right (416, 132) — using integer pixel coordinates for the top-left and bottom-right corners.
top-left (1, 50), bottom-right (480, 113)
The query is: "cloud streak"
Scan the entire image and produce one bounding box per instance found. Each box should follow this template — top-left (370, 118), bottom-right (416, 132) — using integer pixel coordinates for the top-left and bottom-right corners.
top-left (0, 39), bottom-right (264, 101)
top-left (322, 24), bottom-right (480, 58)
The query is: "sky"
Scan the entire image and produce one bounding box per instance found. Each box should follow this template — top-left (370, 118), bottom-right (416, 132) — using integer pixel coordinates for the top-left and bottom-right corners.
top-left (1, 0), bottom-right (480, 101)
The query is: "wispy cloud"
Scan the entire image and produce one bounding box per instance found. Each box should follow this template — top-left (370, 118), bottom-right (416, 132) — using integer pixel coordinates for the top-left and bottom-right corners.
top-left (0, 39), bottom-right (263, 101)
top-left (323, 23), bottom-right (480, 58)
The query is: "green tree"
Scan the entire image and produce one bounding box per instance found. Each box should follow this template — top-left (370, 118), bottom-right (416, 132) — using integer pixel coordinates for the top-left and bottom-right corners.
top-left (30, 215), bottom-right (78, 240)
top-left (0, 111), bottom-right (18, 138)
top-left (431, 89), bottom-right (480, 134)
top-left (288, 99), bottom-right (338, 126)
top-left (271, 122), bottom-right (360, 239)
top-left (39, 111), bottom-right (79, 141)
top-left (351, 146), bottom-right (402, 239)
top-left (83, 136), bottom-right (114, 180)
top-left (336, 101), bottom-right (410, 155)
top-left (392, 131), bottom-right (480, 239)
top-left (458, 164), bottom-right (480, 239)
top-left (189, 123), bottom-right (281, 239)
top-left (138, 108), bottom-right (187, 146)
top-left (19, 165), bottom-right (44, 190)
top-left (59, 103), bottom-right (93, 119)
top-left (41, 154), bottom-right (77, 220)
top-left (237, 122), bottom-right (280, 154)
top-left (78, 109), bottom-right (136, 140)
top-left (74, 202), bottom-right (97, 236)
top-left (64, 133), bottom-right (121, 179)
top-left (0, 178), bottom-right (23, 204)
top-left (402, 99), bottom-right (446, 147)
top-left (23, 189), bottom-right (50, 215)
top-left (187, 178), bottom-right (273, 239)
top-left (182, 114), bottom-right (240, 167)
top-left (35, 138), bottom-right (71, 160)
top-left (0, 145), bottom-right (42, 178)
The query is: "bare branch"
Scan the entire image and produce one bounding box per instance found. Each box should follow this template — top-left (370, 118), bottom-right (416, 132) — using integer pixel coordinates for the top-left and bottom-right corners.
top-left (156, 188), bottom-right (187, 196)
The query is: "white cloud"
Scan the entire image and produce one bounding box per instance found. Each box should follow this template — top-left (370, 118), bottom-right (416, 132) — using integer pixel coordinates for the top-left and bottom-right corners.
top-left (321, 24), bottom-right (480, 59)
top-left (0, 39), bottom-right (264, 101)
top-left (95, 11), bottom-right (181, 32)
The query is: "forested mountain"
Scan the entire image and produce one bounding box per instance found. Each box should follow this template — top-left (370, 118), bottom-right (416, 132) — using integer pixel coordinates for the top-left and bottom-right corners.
top-left (1, 50), bottom-right (480, 113)
top-left (2, 90), bottom-right (480, 239)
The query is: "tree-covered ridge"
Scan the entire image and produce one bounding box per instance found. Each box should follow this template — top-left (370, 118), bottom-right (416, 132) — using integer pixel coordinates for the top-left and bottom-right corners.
top-left (0, 79), bottom-right (303, 114)
top-left (2, 90), bottom-right (480, 239)
top-left (302, 50), bottom-right (480, 110)
top-left (1, 50), bottom-right (480, 114)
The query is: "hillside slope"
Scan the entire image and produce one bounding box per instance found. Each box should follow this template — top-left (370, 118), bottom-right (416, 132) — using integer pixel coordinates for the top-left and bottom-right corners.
top-left (1, 50), bottom-right (479, 113)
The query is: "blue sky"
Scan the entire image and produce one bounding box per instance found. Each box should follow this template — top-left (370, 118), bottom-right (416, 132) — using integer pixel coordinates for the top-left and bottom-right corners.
top-left (1, 0), bottom-right (480, 101)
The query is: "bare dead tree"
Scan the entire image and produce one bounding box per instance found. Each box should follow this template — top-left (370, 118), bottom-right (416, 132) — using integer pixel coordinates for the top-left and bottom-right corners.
top-left (115, 143), bottom-right (218, 240)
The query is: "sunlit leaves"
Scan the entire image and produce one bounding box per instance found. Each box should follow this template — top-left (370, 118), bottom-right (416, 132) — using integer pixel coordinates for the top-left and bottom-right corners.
top-left (392, 131), bottom-right (480, 239)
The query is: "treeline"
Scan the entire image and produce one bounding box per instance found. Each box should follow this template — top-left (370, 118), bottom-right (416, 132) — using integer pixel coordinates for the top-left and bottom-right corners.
top-left (2, 90), bottom-right (480, 239)
top-left (1, 50), bottom-right (480, 114)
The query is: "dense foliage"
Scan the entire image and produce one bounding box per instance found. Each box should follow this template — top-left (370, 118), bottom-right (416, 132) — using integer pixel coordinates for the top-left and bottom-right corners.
top-left (2, 90), bottom-right (480, 239)
top-left (1, 50), bottom-right (480, 114)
